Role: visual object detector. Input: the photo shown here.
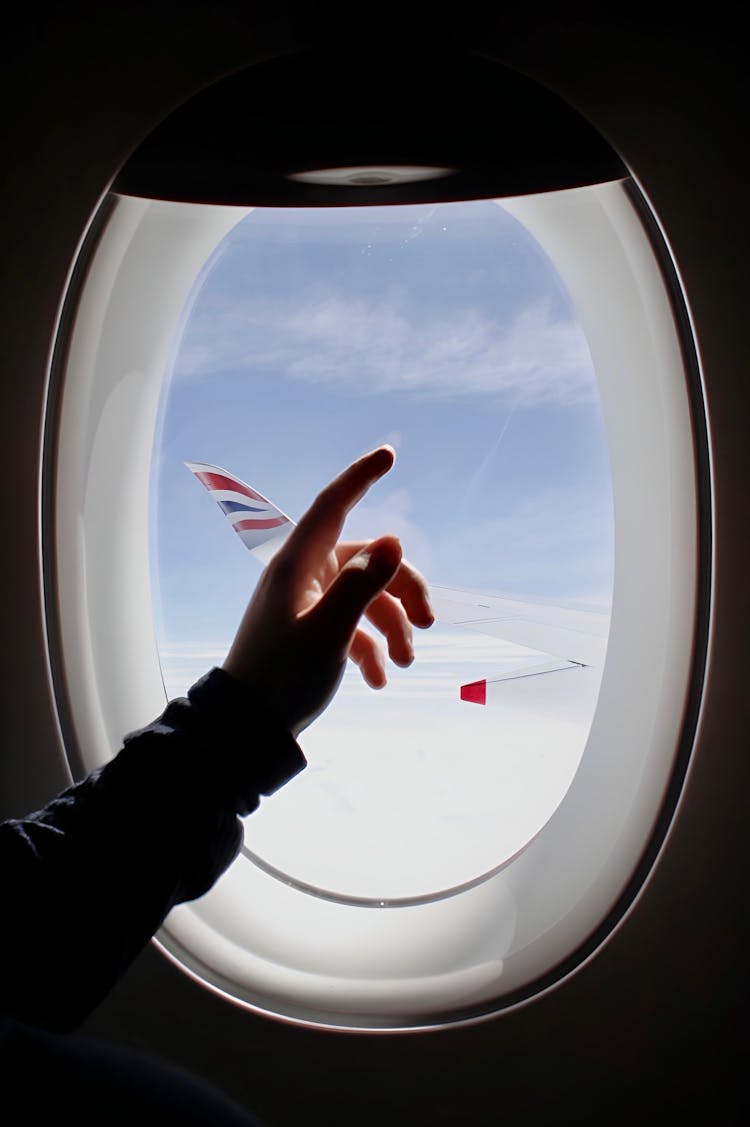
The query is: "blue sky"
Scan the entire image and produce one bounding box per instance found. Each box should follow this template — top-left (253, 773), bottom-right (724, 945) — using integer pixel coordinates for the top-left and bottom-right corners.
top-left (150, 198), bottom-right (613, 899)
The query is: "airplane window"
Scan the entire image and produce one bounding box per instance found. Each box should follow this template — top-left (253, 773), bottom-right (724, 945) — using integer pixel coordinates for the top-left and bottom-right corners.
top-left (47, 176), bottom-right (703, 1030)
top-left (152, 200), bottom-right (613, 904)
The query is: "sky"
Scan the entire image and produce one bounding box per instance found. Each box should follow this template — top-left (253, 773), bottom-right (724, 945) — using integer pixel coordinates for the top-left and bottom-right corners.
top-left (151, 197), bottom-right (614, 901)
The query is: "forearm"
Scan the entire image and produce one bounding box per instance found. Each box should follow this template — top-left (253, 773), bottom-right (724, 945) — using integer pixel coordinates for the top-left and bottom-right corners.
top-left (0, 668), bottom-right (305, 1032)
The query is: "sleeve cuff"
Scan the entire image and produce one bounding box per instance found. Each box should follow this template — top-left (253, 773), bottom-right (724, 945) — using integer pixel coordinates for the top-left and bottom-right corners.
top-left (185, 667), bottom-right (307, 808)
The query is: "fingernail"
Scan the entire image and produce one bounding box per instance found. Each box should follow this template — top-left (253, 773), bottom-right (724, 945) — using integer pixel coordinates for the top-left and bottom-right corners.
top-left (372, 444), bottom-right (396, 469)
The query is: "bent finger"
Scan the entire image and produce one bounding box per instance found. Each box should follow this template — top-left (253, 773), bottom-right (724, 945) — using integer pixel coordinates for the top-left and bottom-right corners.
top-left (383, 562), bottom-right (434, 628)
top-left (336, 542), bottom-right (434, 629)
top-left (365, 591), bottom-right (414, 667)
top-left (349, 626), bottom-right (387, 689)
top-left (300, 536), bottom-right (402, 661)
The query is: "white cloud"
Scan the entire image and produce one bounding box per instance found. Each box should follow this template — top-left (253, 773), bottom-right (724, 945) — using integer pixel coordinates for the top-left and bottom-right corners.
top-left (176, 290), bottom-right (596, 407)
top-left (156, 627), bottom-right (539, 702)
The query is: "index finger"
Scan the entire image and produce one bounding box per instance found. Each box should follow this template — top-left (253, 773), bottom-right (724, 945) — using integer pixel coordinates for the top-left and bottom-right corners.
top-left (286, 446), bottom-right (396, 567)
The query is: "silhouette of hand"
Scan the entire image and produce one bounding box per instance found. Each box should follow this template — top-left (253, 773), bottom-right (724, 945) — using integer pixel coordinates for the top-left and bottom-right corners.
top-left (222, 446), bottom-right (434, 735)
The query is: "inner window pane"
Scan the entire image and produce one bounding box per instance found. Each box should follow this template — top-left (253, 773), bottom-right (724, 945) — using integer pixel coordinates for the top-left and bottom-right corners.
top-left (151, 199), bottom-right (613, 902)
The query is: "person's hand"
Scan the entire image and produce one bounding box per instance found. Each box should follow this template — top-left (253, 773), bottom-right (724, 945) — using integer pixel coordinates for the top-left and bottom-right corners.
top-left (222, 446), bottom-right (434, 736)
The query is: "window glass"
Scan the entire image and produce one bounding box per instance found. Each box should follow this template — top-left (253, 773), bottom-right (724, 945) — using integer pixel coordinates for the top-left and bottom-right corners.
top-left (152, 201), bottom-right (613, 902)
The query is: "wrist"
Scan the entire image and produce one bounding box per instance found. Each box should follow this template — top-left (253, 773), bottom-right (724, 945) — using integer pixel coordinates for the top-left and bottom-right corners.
top-left (187, 668), bottom-right (307, 807)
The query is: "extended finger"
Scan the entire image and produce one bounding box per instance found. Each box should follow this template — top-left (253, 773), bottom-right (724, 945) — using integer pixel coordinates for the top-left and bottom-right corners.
top-left (349, 626), bottom-right (387, 689)
top-left (289, 446), bottom-right (396, 568)
top-left (365, 591), bottom-right (414, 667)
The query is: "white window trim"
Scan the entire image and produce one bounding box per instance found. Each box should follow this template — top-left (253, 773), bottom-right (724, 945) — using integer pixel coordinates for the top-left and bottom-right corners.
top-left (45, 182), bottom-right (703, 1031)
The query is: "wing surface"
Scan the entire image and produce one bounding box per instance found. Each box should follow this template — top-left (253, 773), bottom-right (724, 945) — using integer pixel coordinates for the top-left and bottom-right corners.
top-left (428, 584), bottom-right (609, 668)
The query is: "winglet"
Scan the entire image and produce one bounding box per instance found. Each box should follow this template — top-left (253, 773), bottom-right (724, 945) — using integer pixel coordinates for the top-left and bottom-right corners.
top-left (460, 680), bottom-right (487, 706)
top-left (185, 461), bottom-right (296, 565)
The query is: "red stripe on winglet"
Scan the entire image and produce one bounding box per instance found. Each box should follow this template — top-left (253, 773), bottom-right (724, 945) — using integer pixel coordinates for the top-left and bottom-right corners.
top-left (195, 471), bottom-right (265, 502)
top-left (460, 680), bottom-right (487, 705)
top-left (234, 516), bottom-right (288, 531)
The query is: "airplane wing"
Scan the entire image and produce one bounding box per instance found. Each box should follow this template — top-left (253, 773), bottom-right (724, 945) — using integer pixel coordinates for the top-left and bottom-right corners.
top-left (427, 585), bottom-right (608, 668)
top-left (427, 584), bottom-right (609, 705)
top-left (186, 462), bottom-right (610, 703)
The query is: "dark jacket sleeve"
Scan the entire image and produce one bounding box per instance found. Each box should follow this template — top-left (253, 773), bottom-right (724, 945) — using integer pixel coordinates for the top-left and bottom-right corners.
top-left (0, 668), bottom-right (306, 1033)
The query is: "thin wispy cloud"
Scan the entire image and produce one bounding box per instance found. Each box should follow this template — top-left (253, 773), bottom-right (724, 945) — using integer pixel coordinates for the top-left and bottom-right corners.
top-left (176, 291), bottom-right (595, 408)
top-left (343, 488), bottom-right (435, 574)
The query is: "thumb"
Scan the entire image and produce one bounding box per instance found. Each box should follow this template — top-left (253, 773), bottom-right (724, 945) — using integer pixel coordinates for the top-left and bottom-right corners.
top-left (305, 537), bottom-right (403, 655)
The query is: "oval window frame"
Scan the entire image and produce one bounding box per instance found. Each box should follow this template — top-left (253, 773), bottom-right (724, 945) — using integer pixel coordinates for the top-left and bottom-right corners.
top-left (41, 175), bottom-right (709, 1031)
